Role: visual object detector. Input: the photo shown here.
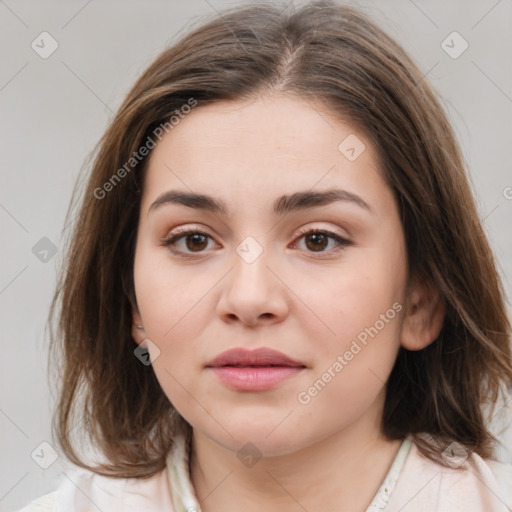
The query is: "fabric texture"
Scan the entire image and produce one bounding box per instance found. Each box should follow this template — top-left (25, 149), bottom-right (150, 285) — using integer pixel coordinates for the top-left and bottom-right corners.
top-left (16, 432), bottom-right (512, 512)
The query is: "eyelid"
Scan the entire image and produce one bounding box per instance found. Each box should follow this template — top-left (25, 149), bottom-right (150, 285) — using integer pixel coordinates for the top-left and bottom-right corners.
top-left (162, 223), bottom-right (350, 241)
top-left (161, 223), bottom-right (353, 256)
top-left (294, 224), bottom-right (350, 240)
top-left (161, 225), bottom-right (217, 249)
top-left (162, 224), bottom-right (211, 239)
top-left (290, 225), bottom-right (353, 255)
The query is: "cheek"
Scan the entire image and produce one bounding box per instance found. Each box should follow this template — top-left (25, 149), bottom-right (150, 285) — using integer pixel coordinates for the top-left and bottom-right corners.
top-left (296, 284), bottom-right (402, 431)
top-left (314, 266), bottom-right (403, 346)
top-left (133, 248), bottom-right (216, 405)
top-left (134, 245), bottom-right (212, 340)
top-left (299, 247), bottom-right (405, 392)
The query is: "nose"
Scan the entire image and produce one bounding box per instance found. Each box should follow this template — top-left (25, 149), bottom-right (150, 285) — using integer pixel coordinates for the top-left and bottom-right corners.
top-left (216, 242), bottom-right (290, 327)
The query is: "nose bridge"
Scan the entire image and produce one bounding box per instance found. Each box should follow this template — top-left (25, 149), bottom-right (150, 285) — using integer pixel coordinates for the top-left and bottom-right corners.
top-left (230, 234), bottom-right (272, 295)
top-left (217, 233), bottom-right (288, 325)
top-left (235, 234), bottom-right (266, 267)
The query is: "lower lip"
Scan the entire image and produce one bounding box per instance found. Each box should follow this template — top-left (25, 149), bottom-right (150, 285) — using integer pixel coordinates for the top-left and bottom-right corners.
top-left (209, 366), bottom-right (304, 391)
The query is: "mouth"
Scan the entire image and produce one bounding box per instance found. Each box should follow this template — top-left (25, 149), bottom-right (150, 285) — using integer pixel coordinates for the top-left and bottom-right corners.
top-left (206, 347), bottom-right (305, 368)
top-left (206, 347), bottom-right (306, 391)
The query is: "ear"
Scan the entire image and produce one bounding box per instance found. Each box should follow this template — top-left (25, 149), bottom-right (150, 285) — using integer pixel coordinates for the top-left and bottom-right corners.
top-left (400, 278), bottom-right (445, 351)
top-left (131, 306), bottom-right (148, 348)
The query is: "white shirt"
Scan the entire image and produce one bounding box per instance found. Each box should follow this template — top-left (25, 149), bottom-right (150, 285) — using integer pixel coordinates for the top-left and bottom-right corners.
top-left (17, 432), bottom-right (512, 511)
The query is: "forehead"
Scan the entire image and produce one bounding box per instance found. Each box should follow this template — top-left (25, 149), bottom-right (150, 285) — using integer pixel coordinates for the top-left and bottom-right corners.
top-left (141, 94), bottom-right (388, 215)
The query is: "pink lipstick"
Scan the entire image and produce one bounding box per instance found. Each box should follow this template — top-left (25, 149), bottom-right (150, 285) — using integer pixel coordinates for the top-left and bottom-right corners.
top-left (206, 347), bottom-right (306, 391)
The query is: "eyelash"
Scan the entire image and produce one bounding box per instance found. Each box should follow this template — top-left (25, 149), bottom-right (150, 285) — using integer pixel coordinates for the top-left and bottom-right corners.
top-left (162, 226), bottom-right (352, 257)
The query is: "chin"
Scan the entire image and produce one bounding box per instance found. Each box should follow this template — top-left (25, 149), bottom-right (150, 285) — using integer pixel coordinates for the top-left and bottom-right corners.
top-left (202, 417), bottom-right (312, 458)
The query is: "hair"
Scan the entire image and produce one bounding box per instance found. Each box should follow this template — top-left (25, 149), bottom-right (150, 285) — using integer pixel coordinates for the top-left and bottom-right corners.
top-left (47, 0), bottom-right (512, 478)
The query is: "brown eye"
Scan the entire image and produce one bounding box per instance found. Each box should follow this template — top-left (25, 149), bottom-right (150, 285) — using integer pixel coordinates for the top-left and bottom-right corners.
top-left (163, 227), bottom-right (351, 257)
top-left (163, 230), bottom-right (214, 254)
top-left (184, 233), bottom-right (208, 251)
top-left (304, 232), bottom-right (329, 252)
top-left (294, 228), bottom-right (352, 254)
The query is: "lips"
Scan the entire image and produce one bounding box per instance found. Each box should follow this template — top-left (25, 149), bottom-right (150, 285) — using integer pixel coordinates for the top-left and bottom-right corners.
top-left (206, 347), bottom-right (306, 391)
top-left (206, 347), bottom-right (305, 368)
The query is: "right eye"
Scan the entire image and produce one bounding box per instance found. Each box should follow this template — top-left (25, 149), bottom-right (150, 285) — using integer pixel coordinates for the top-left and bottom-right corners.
top-left (162, 229), bottom-right (217, 255)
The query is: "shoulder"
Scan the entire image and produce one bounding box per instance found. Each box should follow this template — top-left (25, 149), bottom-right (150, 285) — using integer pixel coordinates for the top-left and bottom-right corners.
top-left (456, 449), bottom-right (512, 510)
top-left (387, 438), bottom-right (512, 511)
top-left (16, 491), bottom-right (58, 512)
top-left (486, 458), bottom-right (512, 508)
top-left (15, 465), bottom-right (174, 512)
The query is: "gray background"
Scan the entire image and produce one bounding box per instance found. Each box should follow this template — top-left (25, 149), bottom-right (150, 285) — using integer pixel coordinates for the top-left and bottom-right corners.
top-left (1, 0), bottom-right (511, 510)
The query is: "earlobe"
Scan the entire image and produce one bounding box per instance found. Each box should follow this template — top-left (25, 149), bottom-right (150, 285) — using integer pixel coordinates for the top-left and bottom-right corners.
top-left (131, 307), bottom-right (147, 347)
top-left (400, 281), bottom-right (445, 351)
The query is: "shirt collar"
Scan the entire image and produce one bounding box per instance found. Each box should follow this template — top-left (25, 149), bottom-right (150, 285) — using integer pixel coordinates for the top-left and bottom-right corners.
top-left (166, 430), bottom-right (412, 512)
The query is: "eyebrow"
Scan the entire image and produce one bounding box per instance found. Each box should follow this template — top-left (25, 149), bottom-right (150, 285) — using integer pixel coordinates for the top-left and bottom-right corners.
top-left (148, 188), bottom-right (372, 216)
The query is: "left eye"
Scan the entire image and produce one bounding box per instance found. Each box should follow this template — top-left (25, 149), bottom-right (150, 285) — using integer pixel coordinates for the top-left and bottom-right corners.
top-left (162, 228), bottom-right (351, 255)
top-left (292, 228), bottom-right (351, 253)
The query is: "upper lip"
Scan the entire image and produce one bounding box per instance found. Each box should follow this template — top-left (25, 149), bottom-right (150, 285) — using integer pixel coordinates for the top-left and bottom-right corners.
top-left (206, 347), bottom-right (305, 368)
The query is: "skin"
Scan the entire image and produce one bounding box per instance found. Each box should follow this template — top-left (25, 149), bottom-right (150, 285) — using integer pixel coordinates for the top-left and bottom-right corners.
top-left (131, 93), bottom-right (445, 512)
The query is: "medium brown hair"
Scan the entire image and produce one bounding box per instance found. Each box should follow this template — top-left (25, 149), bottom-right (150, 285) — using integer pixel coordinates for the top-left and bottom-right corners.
top-left (48, 0), bottom-right (512, 478)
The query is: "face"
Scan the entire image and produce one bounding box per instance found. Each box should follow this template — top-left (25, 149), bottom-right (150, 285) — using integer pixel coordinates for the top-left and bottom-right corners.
top-left (131, 93), bottom-right (410, 456)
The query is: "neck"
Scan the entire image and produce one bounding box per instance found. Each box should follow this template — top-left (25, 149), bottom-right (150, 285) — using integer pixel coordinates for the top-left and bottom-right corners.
top-left (189, 402), bottom-right (403, 512)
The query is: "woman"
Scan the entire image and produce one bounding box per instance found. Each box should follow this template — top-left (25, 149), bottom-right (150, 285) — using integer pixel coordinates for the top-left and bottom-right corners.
top-left (19, 1), bottom-right (512, 510)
